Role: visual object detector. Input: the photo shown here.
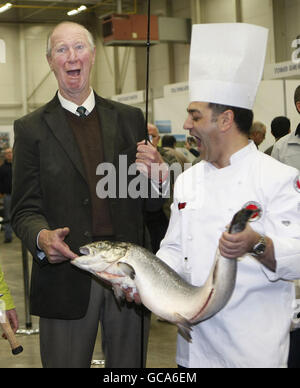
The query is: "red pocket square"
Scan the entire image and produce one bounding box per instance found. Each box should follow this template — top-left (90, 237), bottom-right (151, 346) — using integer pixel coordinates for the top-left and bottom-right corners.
top-left (178, 202), bottom-right (187, 210)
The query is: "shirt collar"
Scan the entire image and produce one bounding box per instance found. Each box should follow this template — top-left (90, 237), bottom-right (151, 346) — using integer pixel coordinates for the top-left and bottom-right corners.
top-left (204, 141), bottom-right (256, 173)
top-left (57, 88), bottom-right (95, 116)
top-left (229, 140), bottom-right (257, 164)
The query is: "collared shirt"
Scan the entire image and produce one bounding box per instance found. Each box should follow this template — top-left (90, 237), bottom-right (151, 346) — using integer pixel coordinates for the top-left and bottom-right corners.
top-left (271, 129), bottom-right (300, 171)
top-left (57, 88), bottom-right (95, 116)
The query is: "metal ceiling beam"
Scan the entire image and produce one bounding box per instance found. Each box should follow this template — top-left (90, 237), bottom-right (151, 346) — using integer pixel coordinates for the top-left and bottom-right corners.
top-left (13, 0), bottom-right (102, 4)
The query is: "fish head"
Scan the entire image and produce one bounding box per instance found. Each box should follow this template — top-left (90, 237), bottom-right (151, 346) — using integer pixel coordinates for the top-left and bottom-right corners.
top-left (228, 208), bottom-right (260, 234)
top-left (71, 241), bottom-right (129, 274)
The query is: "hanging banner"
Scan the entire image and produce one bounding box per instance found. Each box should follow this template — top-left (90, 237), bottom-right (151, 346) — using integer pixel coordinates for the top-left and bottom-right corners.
top-left (111, 90), bottom-right (145, 105)
top-left (264, 60), bottom-right (300, 79)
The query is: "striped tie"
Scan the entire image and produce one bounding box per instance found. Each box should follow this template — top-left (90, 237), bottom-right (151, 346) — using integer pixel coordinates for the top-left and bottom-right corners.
top-left (76, 106), bottom-right (87, 118)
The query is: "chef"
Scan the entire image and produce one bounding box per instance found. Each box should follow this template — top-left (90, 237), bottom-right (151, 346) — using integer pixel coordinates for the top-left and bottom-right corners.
top-left (136, 23), bottom-right (300, 367)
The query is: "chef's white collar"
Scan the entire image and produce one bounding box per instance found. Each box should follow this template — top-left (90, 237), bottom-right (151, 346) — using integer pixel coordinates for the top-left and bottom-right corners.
top-left (57, 88), bottom-right (95, 116)
top-left (204, 141), bottom-right (257, 172)
top-left (230, 141), bottom-right (257, 164)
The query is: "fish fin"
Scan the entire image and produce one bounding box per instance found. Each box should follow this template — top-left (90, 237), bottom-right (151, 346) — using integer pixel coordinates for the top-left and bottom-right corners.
top-left (112, 285), bottom-right (125, 308)
top-left (174, 313), bottom-right (193, 343)
top-left (118, 262), bottom-right (136, 280)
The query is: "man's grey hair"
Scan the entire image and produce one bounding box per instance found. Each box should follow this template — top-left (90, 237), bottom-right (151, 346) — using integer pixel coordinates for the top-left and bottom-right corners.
top-left (249, 121), bottom-right (266, 135)
top-left (46, 21), bottom-right (95, 57)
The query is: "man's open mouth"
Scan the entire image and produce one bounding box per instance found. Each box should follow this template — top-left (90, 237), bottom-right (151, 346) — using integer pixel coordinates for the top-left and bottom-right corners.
top-left (67, 69), bottom-right (81, 76)
top-left (193, 135), bottom-right (202, 147)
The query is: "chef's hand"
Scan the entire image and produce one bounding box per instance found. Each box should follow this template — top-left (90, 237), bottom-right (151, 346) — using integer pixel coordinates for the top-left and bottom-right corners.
top-left (38, 228), bottom-right (78, 264)
top-left (136, 140), bottom-right (169, 183)
top-left (219, 224), bottom-right (259, 259)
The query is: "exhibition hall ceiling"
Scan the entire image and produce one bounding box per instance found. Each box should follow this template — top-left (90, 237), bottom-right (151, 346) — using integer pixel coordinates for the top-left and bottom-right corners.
top-left (0, 0), bottom-right (137, 24)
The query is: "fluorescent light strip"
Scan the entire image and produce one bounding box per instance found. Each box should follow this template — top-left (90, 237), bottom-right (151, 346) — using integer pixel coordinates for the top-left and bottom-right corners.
top-left (0, 3), bottom-right (12, 13)
top-left (67, 5), bottom-right (87, 16)
top-left (67, 9), bottom-right (78, 16)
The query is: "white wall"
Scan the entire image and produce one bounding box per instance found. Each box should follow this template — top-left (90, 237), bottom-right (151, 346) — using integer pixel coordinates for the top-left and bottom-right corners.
top-left (253, 80), bottom-right (286, 151)
top-left (0, 0), bottom-right (299, 135)
top-left (242, 0), bottom-right (275, 64)
top-left (202, 0), bottom-right (237, 22)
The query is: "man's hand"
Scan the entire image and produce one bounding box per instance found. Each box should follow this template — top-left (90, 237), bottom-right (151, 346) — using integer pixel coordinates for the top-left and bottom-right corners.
top-left (136, 140), bottom-right (169, 183)
top-left (122, 287), bottom-right (142, 304)
top-left (38, 227), bottom-right (77, 264)
top-left (219, 224), bottom-right (259, 259)
top-left (2, 309), bottom-right (19, 339)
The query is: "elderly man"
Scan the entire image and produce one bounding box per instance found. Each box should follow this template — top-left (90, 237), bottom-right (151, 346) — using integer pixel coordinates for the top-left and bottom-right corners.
top-left (11, 22), bottom-right (151, 368)
top-left (249, 121), bottom-right (266, 148)
top-left (136, 23), bottom-right (300, 367)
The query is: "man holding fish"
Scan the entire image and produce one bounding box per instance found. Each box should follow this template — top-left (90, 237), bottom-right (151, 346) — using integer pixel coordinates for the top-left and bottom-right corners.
top-left (134, 24), bottom-right (300, 367)
top-left (11, 22), bottom-right (152, 368)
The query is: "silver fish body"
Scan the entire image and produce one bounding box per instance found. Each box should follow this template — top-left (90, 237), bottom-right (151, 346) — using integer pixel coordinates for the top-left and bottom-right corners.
top-left (71, 208), bottom-right (256, 341)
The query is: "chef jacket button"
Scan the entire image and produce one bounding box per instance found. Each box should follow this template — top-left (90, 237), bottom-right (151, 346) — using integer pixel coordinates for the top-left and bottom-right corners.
top-left (83, 198), bottom-right (89, 205)
top-left (187, 235), bottom-right (193, 240)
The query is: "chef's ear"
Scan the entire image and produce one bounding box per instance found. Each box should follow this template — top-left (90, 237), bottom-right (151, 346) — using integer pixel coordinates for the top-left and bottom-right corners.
top-left (219, 109), bottom-right (234, 133)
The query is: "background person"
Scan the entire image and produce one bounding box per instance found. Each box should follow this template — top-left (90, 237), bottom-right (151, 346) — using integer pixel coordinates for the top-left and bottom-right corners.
top-left (264, 116), bottom-right (290, 156)
top-left (0, 263), bottom-right (19, 336)
top-left (184, 136), bottom-right (200, 162)
top-left (161, 135), bottom-right (189, 170)
top-left (249, 121), bottom-right (266, 148)
top-left (145, 124), bottom-right (170, 253)
top-left (0, 148), bottom-right (13, 243)
top-left (270, 85), bottom-right (300, 368)
top-left (271, 85), bottom-right (300, 171)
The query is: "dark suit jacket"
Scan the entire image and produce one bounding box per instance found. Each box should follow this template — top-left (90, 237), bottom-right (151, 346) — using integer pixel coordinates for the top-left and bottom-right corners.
top-left (11, 92), bottom-right (150, 319)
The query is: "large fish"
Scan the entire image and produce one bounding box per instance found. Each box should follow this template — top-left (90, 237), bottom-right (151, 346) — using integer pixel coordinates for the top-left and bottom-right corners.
top-left (71, 208), bottom-right (256, 341)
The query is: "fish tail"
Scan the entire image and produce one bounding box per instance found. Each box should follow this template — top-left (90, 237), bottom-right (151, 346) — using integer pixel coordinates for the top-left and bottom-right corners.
top-left (174, 313), bottom-right (193, 343)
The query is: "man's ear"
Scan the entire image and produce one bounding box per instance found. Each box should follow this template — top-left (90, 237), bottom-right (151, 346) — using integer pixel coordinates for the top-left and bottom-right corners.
top-left (296, 101), bottom-right (300, 114)
top-left (47, 54), bottom-right (53, 71)
top-left (219, 109), bottom-right (234, 132)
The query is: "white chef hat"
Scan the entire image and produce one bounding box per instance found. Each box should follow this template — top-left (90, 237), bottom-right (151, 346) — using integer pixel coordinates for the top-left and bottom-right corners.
top-left (189, 23), bottom-right (268, 110)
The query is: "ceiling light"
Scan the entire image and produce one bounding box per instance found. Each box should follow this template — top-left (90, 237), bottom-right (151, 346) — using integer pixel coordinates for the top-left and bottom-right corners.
top-left (67, 5), bottom-right (87, 16)
top-left (67, 9), bottom-right (78, 16)
top-left (0, 3), bottom-right (12, 13)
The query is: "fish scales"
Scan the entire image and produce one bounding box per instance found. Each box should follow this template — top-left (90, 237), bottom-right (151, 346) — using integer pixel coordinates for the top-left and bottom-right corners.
top-left (71, 208), bottom-right (256, 341)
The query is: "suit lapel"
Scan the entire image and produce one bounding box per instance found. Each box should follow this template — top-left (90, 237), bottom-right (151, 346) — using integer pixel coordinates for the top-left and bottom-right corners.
top-left (95, 94), bottom-right (118, 165)
top-left (43, 95), bottom-right (87, 181)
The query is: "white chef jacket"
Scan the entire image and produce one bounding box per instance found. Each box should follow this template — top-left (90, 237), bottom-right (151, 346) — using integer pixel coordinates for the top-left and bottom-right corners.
top-left (157, 142), bottom-right (300, 368)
